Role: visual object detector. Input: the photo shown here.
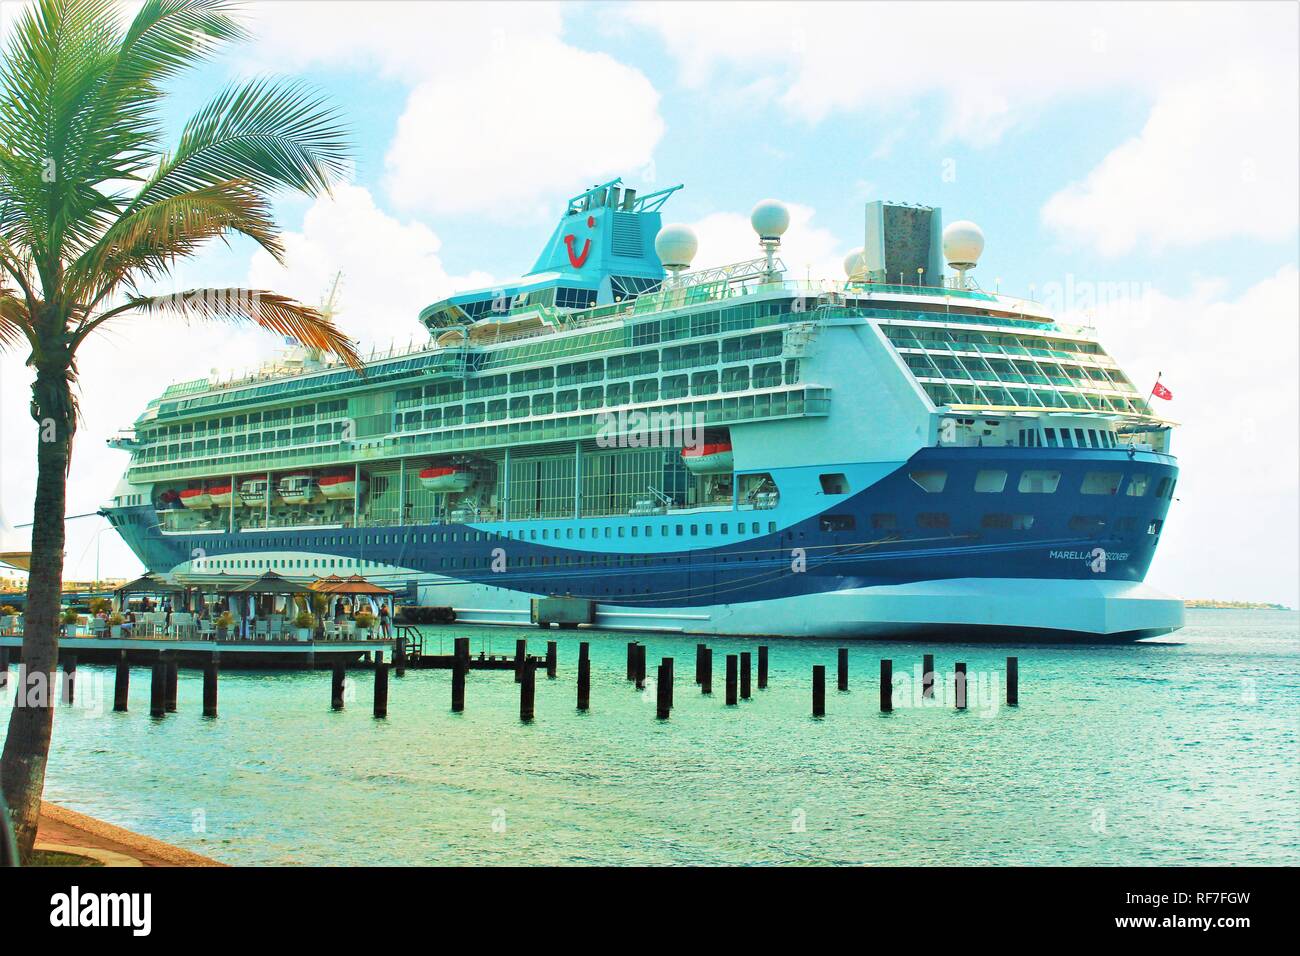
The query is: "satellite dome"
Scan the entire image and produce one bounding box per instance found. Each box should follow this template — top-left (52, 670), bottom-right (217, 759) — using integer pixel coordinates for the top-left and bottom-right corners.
top-left (750, 199), bottom-right (790, 240)
top-left (654, 223), bottom-right (699, 272)
top-left (942, 220), bottom-right (985, 268)
top-left (843, 247), bottom-right (867, 280)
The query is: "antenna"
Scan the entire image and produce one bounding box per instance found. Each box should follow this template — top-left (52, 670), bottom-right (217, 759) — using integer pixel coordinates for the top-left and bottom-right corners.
top-left (751, 199), bottom-right (790, 281)
top-left (942, 221), bottom-right (984, 289)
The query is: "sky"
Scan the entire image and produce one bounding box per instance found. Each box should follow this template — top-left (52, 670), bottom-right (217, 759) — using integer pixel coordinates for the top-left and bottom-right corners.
top-left (0, 0), bottom-right (1297, 605)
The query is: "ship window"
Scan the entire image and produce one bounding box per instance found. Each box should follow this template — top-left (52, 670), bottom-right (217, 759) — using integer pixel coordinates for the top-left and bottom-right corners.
top-left (752, 522), bottom-right (760, 534)
top-left (1155, 477), bottom-right (1172, 498)
top-left (1115, 516), bottom-right (1138, 532)
top-left (768, 522), bottom-right (776, 533)
top-left (917, 512), bottom-right (951, 529)
top-left (1044, 428), bottom-right (1060, 448)
top-left (676, 525), bottom-right (683, 535)
top-left (1018, 470), bottom-right (1061, 494)
top-left (1069, 515), bottom-right (1106, 532)
top-left (909, 470), bottom-right (947, 493)
top-left (1081, 472), bottom-right (1121, 495)
top-left (819, 473), bottom-right (849, 494)
top-left (974, 469), bottom-right (1007, 493)
top-left (1148, 519), bottom-right (1164, 535)
top-left (1125, 474), bottom-right (1150, 497)
top-left (871, 513), bottom-right (897, 530)
top-left (981, 513), bottom-right (1035, 530)
top-left (819, 514), bottom-right (855, 532)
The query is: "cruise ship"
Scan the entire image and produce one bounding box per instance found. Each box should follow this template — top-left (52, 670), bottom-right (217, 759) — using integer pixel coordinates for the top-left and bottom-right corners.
top-left (102, 179), bottom-right (1182, 640)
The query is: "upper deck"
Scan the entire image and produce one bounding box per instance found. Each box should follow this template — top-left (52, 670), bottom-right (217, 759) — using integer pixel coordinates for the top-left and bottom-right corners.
top-left (113, 185), bottom-right (1168, 488)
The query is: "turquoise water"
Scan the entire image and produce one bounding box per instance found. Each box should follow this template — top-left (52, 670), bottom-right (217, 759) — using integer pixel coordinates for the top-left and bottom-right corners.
top-left (27, 609), bottom-right (1300, 865)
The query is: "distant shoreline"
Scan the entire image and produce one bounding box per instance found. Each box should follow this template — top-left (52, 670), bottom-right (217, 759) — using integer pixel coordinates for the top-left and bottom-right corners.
top-left (1185, 601), bottom-right (1293, 611)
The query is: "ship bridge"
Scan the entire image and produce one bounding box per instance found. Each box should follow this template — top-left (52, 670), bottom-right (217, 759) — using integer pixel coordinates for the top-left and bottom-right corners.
top-left (419, 179), bottom-right (681, 332)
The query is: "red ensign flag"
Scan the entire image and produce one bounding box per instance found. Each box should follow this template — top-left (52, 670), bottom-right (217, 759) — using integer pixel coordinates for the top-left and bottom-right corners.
top-left (1151, 381), bottom-right (1173, 400)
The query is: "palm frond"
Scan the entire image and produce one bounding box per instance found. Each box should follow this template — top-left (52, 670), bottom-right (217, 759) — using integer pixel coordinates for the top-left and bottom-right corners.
top-left (0, 289), bottom-right (32, 350)
top-left (134, 76), bottom-right (351, 208)
top-left (92, 287), bottom-right (361, 369)
top-left (67, 178), bottom-right (284, 303)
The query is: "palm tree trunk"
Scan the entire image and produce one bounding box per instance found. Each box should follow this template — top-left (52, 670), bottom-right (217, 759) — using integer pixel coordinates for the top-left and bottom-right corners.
top-left (1, 362), bottom-right (72, 862)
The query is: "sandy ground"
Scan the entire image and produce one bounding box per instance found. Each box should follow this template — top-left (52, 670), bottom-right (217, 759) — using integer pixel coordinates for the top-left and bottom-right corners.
top-left (35, 802), bottom-right (226, 867)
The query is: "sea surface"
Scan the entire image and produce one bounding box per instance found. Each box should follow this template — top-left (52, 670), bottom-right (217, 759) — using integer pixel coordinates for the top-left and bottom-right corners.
top-left (26, 609), bottom-right (1300, 865)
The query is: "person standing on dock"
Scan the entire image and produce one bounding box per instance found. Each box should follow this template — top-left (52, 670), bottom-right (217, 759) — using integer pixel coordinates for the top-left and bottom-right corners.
top-left (378, 603), bottom-right (392, 639)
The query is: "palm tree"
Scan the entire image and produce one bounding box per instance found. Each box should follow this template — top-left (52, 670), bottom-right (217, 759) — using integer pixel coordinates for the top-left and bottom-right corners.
top-left (0, 0), bottom-right (359, 861)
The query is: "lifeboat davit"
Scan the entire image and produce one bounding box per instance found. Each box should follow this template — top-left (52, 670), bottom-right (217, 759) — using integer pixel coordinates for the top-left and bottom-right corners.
top-left (179, 486), bottom-right (213, 509)
top-left (319, 470), bottom-right (368, 501)
top-left (681, 441), bottom-right (734, 475)
top-left (207, 483), bottom-right (234, 508)
top-left (418, 465), bottom-right (474, 493)
top-left (238, 477), bottom-right (281, 507)
top-left (279, 472), bottom-right (324, 505)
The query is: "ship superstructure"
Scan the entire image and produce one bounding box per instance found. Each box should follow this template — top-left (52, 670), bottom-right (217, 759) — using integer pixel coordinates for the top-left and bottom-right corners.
top-left (103, 179), bottom-right (1182, 639)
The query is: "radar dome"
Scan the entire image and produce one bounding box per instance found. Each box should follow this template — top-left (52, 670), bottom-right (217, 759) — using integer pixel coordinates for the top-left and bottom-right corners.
top-left (942, 220), bottom-right (984, 268)
top-left (843, 248), bottom-right (867, 280)
top-left (750, 199), bottom-right (790, 240)
top-left (654, 223), bottom-right (699, 272)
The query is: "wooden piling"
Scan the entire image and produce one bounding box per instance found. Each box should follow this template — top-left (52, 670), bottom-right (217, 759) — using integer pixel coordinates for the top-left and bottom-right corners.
top-left (577, 642), bottom-right (590, 711)
top-left (635, 643), bottom-right (647, 691)
top-left (113, 651), bottom-right (129, 712)
top-left (451, 654), bottom-right (466, 713)
top-left (656, 662), bottom-right (671, 720)
top-left (1007, 656), bottom-right (1018, 706)
top-left (395, 635), bottom-right (407, 677)
top-left (165, 656), bottom-right (178, 713)
top-left (546, 640), bottom-right (557, 679)
top-left (812, 665), bottom-right (826, 717)
top-left (740, 651), bottom-right (751, 700)
top-left (695, 644), bottom-right (706, 684)
top-left (880, 658), bottom-right (893, 713)
top-left (149, 659), bottom-right (166, 718)
top-left (202, 657), bottom-right (218, 718)
top-left (922, 653), bottom-right (934, 699)
top-left (373, 661), bottom-right (389, 719)
top-left (62, 653), bottom-right (77, 705)
top-left (626, 641), bottom-right (637, 681)
top-left (955, 662), bottom-right (967, 710)
top-left (520, 658), bottom-right (537, 722)
top-left (837, 648), bottom-right (848, 692)
top-left (514, 639), bottom-right (528, 683)
top-left (725, 654), bottom-right (738, 706)
top-left (331, 660), bottom-right (346, 710)
top-left (757, 645), bottom-right (768, 689)
top-left (701, 648), bottom-right (713, 695)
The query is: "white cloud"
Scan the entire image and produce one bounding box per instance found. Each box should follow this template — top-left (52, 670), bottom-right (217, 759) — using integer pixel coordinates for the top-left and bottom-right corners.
top-left (383, 34), bottom-right (664, 219)
top-left (626, 2), bottom-right (1296, 141)
top-left (1042, 68), bottom-right (1299, 255)
top-left (686, 202), bottom-right (846, 281)
top-left (1076, 266), bottom-right (1300, 604)
top-left (243, 1), bottom-right (664, 220)
top-left (241, 1), bottom-right (564, 85)
top-left (247, 183), bottom-right (492, 347)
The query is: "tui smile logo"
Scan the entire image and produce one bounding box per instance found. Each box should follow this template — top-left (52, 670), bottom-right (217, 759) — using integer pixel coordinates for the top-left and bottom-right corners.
top-left (564, 215), bottom-right (595, 268)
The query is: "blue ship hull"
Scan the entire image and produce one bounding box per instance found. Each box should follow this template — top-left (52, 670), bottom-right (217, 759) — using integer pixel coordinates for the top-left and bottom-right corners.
top-left (108, 446), bottom-right (1180, 641)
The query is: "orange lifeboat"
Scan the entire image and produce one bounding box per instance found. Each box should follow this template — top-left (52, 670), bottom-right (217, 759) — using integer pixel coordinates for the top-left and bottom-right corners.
top-left (319, 470), bottom-right (368, 501)
top-left (179, 486), bottom-right (213, 509)
top-left (418, 465), bottom-right (474, 492)
top-left (681, 441), bottom-right (734, 475)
